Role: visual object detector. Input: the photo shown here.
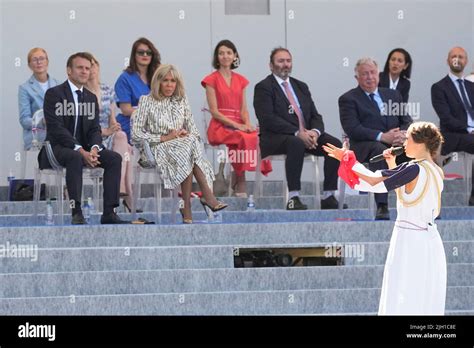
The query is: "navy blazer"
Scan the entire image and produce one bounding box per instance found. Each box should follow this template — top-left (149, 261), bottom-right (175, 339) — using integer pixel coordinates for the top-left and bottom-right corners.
top-left (431, 75), bottom-right (474, 134)
top-left (254, 74), bottom-right (325, 138)
top-left (378, 71), bottom-right (411, 103)
top-left (339, 86), bottom-right (412, 142)
top-left (42, 81), bottom-right (102, 151)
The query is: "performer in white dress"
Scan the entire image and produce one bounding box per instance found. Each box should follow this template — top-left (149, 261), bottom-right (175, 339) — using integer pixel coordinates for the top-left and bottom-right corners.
top-left (323, 121), bottom-right (447, 315)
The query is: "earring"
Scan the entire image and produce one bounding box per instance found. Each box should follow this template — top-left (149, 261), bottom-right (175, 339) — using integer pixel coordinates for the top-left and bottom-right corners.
top-left (233, 57), bottom-right (240, 68)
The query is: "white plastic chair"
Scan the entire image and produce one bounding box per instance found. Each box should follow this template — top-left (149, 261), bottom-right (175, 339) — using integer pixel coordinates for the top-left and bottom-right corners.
top-left (201, 105), bottom-right (232, 196)
top-left (20, 109), bottom-right (45, 180)
top-left (253, 144), bottom-right (322, 209)
top-left (131, 140), bottom-right (178, 224)
top-left (32, 108), bottom-right (103, 225)
top-left (460, 152), bottom-right (473, 205)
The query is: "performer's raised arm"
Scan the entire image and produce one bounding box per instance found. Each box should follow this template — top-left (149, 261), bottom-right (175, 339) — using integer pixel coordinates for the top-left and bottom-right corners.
top-left (322, 143), bottom-right (419, 193)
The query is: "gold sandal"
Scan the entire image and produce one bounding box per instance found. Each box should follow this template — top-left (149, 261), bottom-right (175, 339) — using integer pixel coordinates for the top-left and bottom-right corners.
top-left (199, 198), bottom-right (228, 212)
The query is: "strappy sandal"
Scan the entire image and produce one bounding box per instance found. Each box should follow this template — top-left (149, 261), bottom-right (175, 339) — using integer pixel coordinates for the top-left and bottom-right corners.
top-left (199, 198), bottom-right (228, 212)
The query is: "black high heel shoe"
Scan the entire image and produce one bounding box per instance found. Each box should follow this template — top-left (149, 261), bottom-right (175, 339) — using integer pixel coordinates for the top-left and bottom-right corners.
top-left (123, 199), bottom-right (143, 213)
top-left (199, 198), bottom-right (228, 213)
top-left (179, 208), bottom-right (193, 224)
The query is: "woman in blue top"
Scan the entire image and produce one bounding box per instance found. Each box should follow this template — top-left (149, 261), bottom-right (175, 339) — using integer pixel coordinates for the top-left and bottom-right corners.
top-left (18, 47), bottom-right (59, 150)
top-left (115, 37), bottom-right (161, 143)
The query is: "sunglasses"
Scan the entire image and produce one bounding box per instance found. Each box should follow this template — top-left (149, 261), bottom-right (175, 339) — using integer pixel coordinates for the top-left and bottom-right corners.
top-left (136, 50), bottom-right (153, 57)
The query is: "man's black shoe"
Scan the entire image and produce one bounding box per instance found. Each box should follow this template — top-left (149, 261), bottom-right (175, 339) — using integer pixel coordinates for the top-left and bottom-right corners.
top-left (375, 204), bottom-right (390, 220)
top-left (469, 194), bottom-right (474, 206)
top-left (321, 195), bottom-right (348, 209)
top-left (100, 212), bottom-right (130, 224)
top-left (71, 212), bottom-right (86, 225)
top-left (286, 196), bottom-right (308, 210)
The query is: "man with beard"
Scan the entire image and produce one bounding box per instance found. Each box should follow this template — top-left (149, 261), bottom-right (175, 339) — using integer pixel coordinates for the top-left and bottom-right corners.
top-left (253, 47), bottom-right (345, 210)
top-left (432, 46), bottom-right (474, 205)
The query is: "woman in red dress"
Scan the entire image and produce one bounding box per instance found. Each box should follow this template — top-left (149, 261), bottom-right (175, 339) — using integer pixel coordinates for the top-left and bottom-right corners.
top-left (202, 40), bottom-right (272, 197)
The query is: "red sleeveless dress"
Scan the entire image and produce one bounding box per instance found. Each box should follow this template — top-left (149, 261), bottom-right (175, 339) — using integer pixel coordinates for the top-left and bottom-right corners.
top-left (201, 71), bottom-right (272, 175)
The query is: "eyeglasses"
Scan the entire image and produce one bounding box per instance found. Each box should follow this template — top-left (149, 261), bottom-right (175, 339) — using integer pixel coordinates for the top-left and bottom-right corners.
top-left (31, 57), bottom-right (47, 64)
top-left (136, 50), bottom-right (153, 57)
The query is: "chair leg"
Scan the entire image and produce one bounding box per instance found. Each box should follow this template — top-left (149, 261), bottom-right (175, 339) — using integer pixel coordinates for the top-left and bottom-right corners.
top-left (55, 171), bottom-right (64, 225)
top-left (338, 178), bottom-right (346, 210)
top-left (170, 188), bottom-right (178, 224)
top-left (463, 153), bottom-right (473, 205)
top-left (226, 163), bottom-right (233, 197)
top-left (154, 170), bottom-right (161, 224)
top-left (254, 146), bottom-right (263, 199)
top-left (21, 150), bottom-right (28, 180)
top-left (33, 167), bottom-right (42, 225)
top-left (468, 155), bottom-right (473, 201)
top-left (132, 166), bottom-right (141, 221)
top-left (313, 156), bottom-right (321, 210)
top-left (368, 192), bottom-right (376, 220)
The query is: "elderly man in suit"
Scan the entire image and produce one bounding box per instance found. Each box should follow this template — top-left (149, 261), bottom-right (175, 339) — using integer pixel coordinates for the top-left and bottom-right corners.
top-left (432, 46), bottom-right (474, 205)
top-left (38, 52), bottom-right (127, 224)
top-left (339, 57), bottom-right (412, 220)
top-left (253, 47), bottom-right (345, 210)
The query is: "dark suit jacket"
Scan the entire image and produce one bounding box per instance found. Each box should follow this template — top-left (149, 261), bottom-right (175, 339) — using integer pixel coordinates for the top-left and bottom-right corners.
top-left (431, 75), bottom-right (474, 154)
top-left (44, 81), bottom-right (102, 149)
top-left (39, 81), bottom-right (102, 167)
top-left (253, 74), bottom-right (325, 156)
top-left (378, 71), bottom-right (411, 103)
top-left (338, 86), bottom-right (412, 160)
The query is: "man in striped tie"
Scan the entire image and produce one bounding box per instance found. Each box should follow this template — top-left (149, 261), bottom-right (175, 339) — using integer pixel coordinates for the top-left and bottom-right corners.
top-left (254, 47), bottom-right (347, 210)
top-left (432, 46), bottom-right (474, 206)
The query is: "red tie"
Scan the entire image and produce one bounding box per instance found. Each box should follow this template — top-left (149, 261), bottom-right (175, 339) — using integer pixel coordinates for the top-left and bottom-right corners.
top-left (282, 81), bottom-right (305, 132)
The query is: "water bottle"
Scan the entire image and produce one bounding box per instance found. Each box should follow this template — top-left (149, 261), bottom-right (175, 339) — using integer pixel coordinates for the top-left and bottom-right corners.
top-left (45, 199), bottom-right (54, 226)
top-left (7, 169), bottom-right (15, 201)
top-left (7, 169), bottom-right (14, 183)
top-left (247, 194), bottom-right (255, 212)
top-left (83, 200), bottom-right (90, 223)
top-left (87, 197), bottom-right (95, 215)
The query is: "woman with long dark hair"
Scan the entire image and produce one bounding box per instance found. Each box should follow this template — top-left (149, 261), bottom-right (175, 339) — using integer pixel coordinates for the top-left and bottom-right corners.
top-left (379, 48), bottom-right (412, 103)
top-left (115, 37), bottom-right (160, 142)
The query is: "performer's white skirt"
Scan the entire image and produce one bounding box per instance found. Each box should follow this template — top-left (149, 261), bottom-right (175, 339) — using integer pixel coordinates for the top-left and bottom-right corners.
top-left (378, 222), bottom-right (447, 315)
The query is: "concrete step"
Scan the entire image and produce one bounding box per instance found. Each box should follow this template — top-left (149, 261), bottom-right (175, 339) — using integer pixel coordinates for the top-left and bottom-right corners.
top-left (1, 240), bottom-right (472, 274)
top-left (0, 220), bottom-right (472, 248)
top-left (0, 264), bottom-right (471, 298)
top-left (0, 286), bottom-right (471, 315)
top-left (0, 190), bottom-right (471, 216)
top-left (0, 245), bottom-right (234, 273)
top-left (2, 205), bottom-right (474, 226)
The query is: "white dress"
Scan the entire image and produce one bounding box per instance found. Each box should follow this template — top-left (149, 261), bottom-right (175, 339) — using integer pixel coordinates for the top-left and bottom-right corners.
top-left (132, 94), bottom-right (215, 189)
top-left (347, 159), bottom-right (447, 315)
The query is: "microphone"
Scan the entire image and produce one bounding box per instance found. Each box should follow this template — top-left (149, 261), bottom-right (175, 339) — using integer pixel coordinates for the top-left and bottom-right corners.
top-left (369, 147), bottom-right (404, 163)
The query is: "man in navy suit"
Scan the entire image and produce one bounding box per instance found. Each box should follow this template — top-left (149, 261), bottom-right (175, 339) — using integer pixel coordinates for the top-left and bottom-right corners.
top-left (38, 52), bottom-right (127, 224)
top-left (339, 58), bottom-right (412, 220)
top-left (254, 47), bottom-right (345, 210)
top-left (432, 46), bottom-right (474, 205)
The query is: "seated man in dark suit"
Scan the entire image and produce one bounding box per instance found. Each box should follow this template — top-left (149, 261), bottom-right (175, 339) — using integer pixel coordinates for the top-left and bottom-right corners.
top-left (254, 47), bottom-right (345, 210)
top-left (38, 52), bottom-right (128, 224)
top-left (339, 57), bottom-right (412, 220)
top-left (432, 46), bottom-right (474, 205)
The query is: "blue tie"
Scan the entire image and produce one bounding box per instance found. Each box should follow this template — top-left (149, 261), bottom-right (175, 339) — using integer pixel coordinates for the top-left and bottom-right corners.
top-left (457, 79), bottom-right (474, 116)
top-left (370, 93), bottom-right (387, 128)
